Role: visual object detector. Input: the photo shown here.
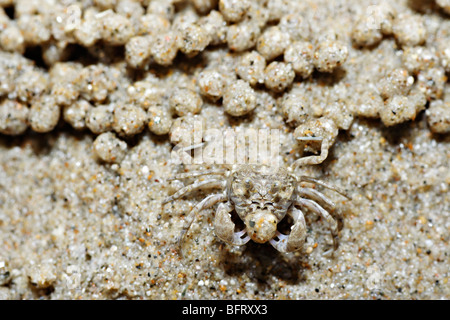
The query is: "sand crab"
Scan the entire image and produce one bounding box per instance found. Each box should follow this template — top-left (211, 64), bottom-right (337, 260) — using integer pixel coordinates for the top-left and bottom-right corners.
top-left (163, 163), bottom-right (350, 254)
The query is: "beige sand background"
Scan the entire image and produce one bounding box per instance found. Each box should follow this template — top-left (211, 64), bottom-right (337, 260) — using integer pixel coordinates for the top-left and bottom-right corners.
top-left (0, 0), bottom-right (449, 299)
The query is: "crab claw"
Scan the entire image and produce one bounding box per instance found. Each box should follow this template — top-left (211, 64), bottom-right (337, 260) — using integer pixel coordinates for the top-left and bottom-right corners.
top-left (214, 202), bottom-right (250, 246)
top-left (269, 215), bottom-right (307, 252)
top-left (230, 229), bottom-right (251, 246)
top-left (269, 231), bottom-right (289, 252)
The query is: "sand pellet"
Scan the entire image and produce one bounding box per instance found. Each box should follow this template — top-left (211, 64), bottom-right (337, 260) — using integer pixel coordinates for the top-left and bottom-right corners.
top-left (63, 99), bottom-right (91, 131)
top-left (256, 26), bottom-right (290, 61)
top-left (0, 99), bottom-right (29, 135)
top-left (178, 22), bottom-right (211, 57)
top-left (113, 104), bottom-right (148, 136)
top-left (227, 21), bottom-right (260, 52)
top-left (14, 69), bottom-right (49, 103)
top-left (402, 46), bottom-right (439, 74)
top-left (380, 92), bottom-right (426, 127)
top-left (197, 69), bottom-right (227, 101)
top-left (17, 14), bottom-right (51, 46)
top-left (191, 0), bottom-right (219, 14)
top-left (264, 61), bottom-right (295, 93)
top-left (436, 40), bottom-right (450, 73)
top-left (138, 14), bottom-right (171, 36)
top-left (169, 114), bottom-right (206, 146)
top-left (0, 24), bottom-right (25, 54)
top-left (97, 10), bottom-right (134, 46)
top-left (219, 0), bottom-right (250, 23)
top-left (379, 68), bottom-right (414, 100)
top-left (170, 87), bottom-right (203, 116)
top-left (426, 100), bottom-right (450, 133)
top-left (284, 41), bottom-right (314, 79)
top-left (85, 104), bottom-right (114, 134)
top-left (29, 96), bottom-right (61, 133)
top-left (266, 0), bottom-right (290, 22)
top-left (222, 79), bottom-right (256, 117)
top-left (49, 62), bottom-right (82, 106)
top-left (323, 102), bottom-right (355, 130)
top-left (313, 34), bottom-right (348, 73)
top-left (235, 51), bottom-right (266, 86)
top-left (147, 0), bottom-right (175, 21)
top-left (0, 258), bottom-right (10, 286)
top-left (150, 31), bottom-right (180, 66)
top-left (74, 10), bottom-right (102, 46)
top-left (125, 36), bottom-right (152, 68)
top-left (417, 67), bottom-right (447, 100)
top-left (27, 261), bottom-right (57, 289)
top-left (245, 1), bottom-right (269, 28)
top-left (393, 13), bottom-right (427, 47)
top-left (198, 10), bottom-right (227, 45)
top-left (77, 64), bottom-right (117, 103)
top-left (127, 81), bottom-right (166, 111)
top-left (116, 0), bottom-right (145, 24)
top-left (93, 132), bottom-right (128, 163)
top-left (351, 3), bottom-right (395, 47)
top-left (279, 92), bottom-right (311, 125)
top-left (148, 105), bottom-right (173, 136)
top-left (279, 13), bottom-right (311, 42)
top-left (436, 0), bottom-right (450, 14)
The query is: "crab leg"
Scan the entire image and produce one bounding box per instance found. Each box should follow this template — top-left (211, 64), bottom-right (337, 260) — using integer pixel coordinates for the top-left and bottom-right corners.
top-left (291, 136), bottom-right (330, 169)
top-left (162, 179), bottom-right (226, 204)
top-left (177, 193), bottom-right (227, 255)
top-left (269, 206), bottom-right (307, 252)
top-left (167, 168), bottom-right (228, 181)
top-left (299, 176), bottom-right (351, 200)
top-left (298, 187), bottom-right (336, 212)
top-left (295, 197), bottom-right (338, 255)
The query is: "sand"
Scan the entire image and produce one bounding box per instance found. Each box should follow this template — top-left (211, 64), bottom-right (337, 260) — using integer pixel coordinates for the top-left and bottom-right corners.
top-left (0, 0), bottom-right (449, 299)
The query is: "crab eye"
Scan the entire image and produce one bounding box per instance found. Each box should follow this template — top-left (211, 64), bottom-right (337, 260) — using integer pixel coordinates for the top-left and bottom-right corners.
top-left (271, 181), bottom-right (280, 193)
top-left (233, 178), bottom-right (253, 197)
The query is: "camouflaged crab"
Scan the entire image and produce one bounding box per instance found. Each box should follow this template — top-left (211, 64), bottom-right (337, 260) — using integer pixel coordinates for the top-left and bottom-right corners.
top-left (163, 163), bottom-right (350, 254)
